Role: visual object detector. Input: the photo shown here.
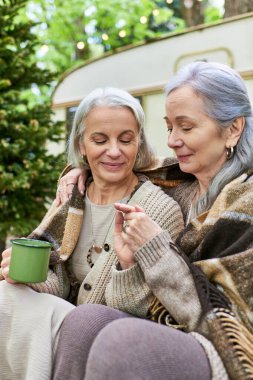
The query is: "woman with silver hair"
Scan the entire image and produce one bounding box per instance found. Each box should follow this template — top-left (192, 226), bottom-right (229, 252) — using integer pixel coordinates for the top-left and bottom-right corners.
top-left (0, 87), bottom-right (183, 379)
top-left (53, 62), bottom-right (253, 380)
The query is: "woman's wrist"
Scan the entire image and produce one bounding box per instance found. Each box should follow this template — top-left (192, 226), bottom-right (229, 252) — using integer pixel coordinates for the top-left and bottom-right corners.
top-left (118, 259), bottom-right (136, 270)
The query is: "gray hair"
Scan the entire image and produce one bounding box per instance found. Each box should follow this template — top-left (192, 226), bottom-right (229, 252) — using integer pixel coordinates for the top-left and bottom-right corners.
top-left (67, 87), bottom-right (156, 171)
top-left (165, 61), bottom-right (253, 214)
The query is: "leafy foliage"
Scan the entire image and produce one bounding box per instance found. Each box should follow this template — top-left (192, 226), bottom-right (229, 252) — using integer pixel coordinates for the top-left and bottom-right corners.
top-left (27, 0), bottom-right (187, 74)
top-left (0, 0), bottom-right (65, 244)
top-left (25, 0), bottom-right (224, 75)
top-left (204, 4), bottom-right (223, 23)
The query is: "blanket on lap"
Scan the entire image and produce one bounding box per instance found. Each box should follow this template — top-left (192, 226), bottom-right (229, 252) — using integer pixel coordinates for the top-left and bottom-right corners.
top-left (149, 170), bottom-right (253, 380)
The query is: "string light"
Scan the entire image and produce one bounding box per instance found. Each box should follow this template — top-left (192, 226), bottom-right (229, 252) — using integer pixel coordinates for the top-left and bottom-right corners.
top-left (76, 41), bottom-right (85, 50)
top-left (184, 0), bottom-right (193, 8)
top-left (152, 9), bottom-right (160, 16)
top-left (119, 30), bottom-right (126, 38)
top-left (40, 44), bottom-right (49, 54)
top-left (140, 15), bottom-right (147, 24)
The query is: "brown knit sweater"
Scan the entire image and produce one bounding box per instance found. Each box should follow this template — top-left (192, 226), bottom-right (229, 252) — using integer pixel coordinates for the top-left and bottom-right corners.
top-left (28, 177), bottom-right (184, 318)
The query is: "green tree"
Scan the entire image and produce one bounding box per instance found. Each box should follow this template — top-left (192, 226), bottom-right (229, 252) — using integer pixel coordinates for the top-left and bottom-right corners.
top-left (27, 0), bottom-right (223, 75)
top-left (0, 0), bottom-right (65, 252)
top-left (27, 0), bottom-right (186, 74)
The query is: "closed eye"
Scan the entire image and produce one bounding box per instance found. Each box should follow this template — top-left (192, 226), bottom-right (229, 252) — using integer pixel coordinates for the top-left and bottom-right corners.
top-left (182, 127), bottom-right (193, 132)
top-left (163, 117), bottom-right (173, 132)
top-left (94, 140), bottom-right (106, 144)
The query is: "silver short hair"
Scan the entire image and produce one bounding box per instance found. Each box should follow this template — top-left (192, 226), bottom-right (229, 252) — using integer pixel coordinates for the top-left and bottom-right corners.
top-left (67, 87), bottom-right (156, 171)
top-left (165, 61), bottom-right (253, 213)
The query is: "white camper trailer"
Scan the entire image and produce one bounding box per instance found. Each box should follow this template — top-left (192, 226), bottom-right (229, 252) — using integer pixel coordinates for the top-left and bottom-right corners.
top-left (51, 12), bottom-right (253, 156)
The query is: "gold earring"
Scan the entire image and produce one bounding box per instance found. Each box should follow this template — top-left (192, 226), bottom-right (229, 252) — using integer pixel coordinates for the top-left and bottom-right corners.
top-left (226, 146), bottom-right (234, 160)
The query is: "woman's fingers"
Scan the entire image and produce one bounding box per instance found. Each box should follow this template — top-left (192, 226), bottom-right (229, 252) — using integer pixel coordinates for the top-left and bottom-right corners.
top-left (1, 248), bottom-right (11, 277)
top-left (114, 203), bottom-right (138, 213)
top-left (114, 203), bottom-right (140, 236)
top-left (2, 247), bottom-right (11, 261)
top-left (133, 204), bottom-right (145, 212)
top-left (1, 248), bottom-right (17, 283)
top-left (114, 203), bottom-right (144, 214)
top-left (56, 169), bottom-right (87, 206)
top-left (0, 267), bottom-right (4, 280)
top-left (77, 172), bottom-right (86, 195)
top-left (56, 185), bottom-right (72, 206)
top-left (114, 210), bottom-right (124, 235)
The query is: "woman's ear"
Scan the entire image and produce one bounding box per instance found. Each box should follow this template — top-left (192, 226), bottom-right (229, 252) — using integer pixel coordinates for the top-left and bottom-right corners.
top-left (226, 116), bottom-right (245, 148)
top-left (79, 141), bottom-right (86, 156)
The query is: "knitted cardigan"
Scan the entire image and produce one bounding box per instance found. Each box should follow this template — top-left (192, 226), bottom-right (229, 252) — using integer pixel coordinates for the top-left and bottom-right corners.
top-left (27, 176), bottom-right (184, 316)
top-left (134, 164), bottom-right (253, 380)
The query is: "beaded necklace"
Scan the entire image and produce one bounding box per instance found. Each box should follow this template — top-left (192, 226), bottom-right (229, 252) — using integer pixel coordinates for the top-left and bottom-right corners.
top-left (86, 177), bottom-right (138, 268)
top-left (87, 204), bottom-right (117, 267)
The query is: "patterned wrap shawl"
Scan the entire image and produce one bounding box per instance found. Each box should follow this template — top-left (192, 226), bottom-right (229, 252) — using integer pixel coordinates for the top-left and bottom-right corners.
top-left (148, 168), bottom-right (253, 380)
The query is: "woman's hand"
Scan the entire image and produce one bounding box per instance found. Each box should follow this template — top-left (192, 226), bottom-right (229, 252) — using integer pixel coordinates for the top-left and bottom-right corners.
top-left (114, 210), bottom-right (136, 269)
top-left (0, 247), bottom-right (17, 284)
top-left (114, 203), bottom-right (163, 269)
top-left (56, 168), bottom-right (86, 206)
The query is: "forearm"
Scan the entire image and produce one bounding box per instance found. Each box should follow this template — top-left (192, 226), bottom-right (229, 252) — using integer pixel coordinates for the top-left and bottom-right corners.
top-left (134, 230), bottom-right (202, 331)
top-left (105, 263), bottom-right (153, 317)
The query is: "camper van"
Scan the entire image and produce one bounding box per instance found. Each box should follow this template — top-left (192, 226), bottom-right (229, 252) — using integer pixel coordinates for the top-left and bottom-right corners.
top-left (51, 12), bottom-right (253, 157)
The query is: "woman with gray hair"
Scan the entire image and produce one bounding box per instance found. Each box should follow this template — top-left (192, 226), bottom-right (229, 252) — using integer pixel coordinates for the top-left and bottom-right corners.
top-left (0, 87), bottom-right (183, 379)
top-left (53, 62), bottom-right (253, 380)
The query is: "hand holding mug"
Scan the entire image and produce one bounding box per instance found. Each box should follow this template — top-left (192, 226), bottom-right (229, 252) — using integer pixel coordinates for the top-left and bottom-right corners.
top-left (0, 247), bottom-right (17, 284)
top-left (1, 238), bottom-right (52, 284)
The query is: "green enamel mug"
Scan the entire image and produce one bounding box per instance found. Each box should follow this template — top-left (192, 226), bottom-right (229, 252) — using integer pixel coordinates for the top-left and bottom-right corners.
top-left (9, 238), bottom-right (52, 283)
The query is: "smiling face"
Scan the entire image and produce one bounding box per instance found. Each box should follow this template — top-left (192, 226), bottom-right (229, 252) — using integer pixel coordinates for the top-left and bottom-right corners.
top-left (165, 86), bottom-right (231, 190)
top-left (79, 106), bottom-right (139, 186)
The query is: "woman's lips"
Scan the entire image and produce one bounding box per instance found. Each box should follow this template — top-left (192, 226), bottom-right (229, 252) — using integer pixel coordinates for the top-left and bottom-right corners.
top-left (177, 154), bottom-right (192, 162)
top-left (101, 162), bottom-right (124, 170)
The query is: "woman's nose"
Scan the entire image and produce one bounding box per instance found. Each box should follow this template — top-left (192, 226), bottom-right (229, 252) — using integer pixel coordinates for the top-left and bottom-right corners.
top-left (167, 130), bottom-right (183, 149)
top-left (107, 143), bottom-right (121, 156)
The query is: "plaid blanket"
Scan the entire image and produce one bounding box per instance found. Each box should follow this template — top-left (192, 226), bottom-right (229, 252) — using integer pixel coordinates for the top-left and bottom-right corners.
top-left (149, 169), bottom-right (253, 380)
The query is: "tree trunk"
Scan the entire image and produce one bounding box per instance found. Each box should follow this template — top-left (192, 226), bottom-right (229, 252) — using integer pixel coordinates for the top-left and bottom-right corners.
top-left (224, 0), bottom-right (253, 18)
top-left (180, 0), bottom-right (204, 27)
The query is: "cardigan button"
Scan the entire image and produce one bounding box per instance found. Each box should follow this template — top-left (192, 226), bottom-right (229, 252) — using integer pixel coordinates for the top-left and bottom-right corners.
top-left (104, 243), bottom-right (110, 252)
top-left (83, 283), bottom-right (92, 291)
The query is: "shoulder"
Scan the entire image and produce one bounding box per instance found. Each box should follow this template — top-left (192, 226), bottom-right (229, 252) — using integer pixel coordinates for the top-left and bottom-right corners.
top-left (132, 179), bottom-right (179, 207)
top-left (221, 170), bottom-right (253, 196)
top-left (208, 170), bottom-right (253, 221)
top-left (140, 156), bottom-right (194, 184)
top-left (245, 168), bottom-right (253, 183)
top-left (133, 180), bottom-right (187, 221)
top-left (131, 180), bottom-right (184, 240)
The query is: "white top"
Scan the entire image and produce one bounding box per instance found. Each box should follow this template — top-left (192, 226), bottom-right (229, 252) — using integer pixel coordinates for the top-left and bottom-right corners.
top-left (69, 194), bottom-right (128, 282)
